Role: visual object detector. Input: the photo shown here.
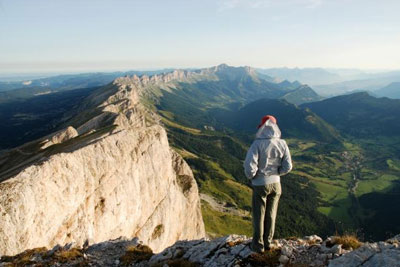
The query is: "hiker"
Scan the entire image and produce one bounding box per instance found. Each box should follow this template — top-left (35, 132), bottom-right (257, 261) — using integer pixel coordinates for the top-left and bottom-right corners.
top-left (243, 115), bottom-right (292, 253)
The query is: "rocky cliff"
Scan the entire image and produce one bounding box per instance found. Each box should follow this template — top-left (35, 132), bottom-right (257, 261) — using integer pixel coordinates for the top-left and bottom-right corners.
top-left (0, 72), bottom-right (205, 256)
top-left (1, 234), bottom-right (399, 266)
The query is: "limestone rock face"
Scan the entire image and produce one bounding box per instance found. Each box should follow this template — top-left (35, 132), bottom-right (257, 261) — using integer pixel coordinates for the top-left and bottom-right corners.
top-left (40, 126), bottom-right (79, 149)
top-left (0, 72), bottom-right (205, 256)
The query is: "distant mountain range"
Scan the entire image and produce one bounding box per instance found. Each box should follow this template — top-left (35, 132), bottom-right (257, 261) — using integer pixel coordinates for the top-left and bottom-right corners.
top-left (257, 67), bottom-right (343, 85)
top-left (0, 70), bottom-right (172, 103)
top-left (303, 92), bottom-right (400, 137)
top-left (374, 82), bottom-right (400, 99)
top-left (313, 73), bottom-right (400, 97)
top-left (3, 66), bottom-right (400, 100)
top-left (0, 65), bottom-right (324, 105)
top-left (256, 67), bottom-right (400, 98)
top-left (0, 70), bottom-right (175, 91)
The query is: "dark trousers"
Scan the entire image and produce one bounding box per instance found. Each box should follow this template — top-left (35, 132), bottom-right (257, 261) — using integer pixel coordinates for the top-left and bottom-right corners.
top-left (251, 182), bottom-right (281, 252)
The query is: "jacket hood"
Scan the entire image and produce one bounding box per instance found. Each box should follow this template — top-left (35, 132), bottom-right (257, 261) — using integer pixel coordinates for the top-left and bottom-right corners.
top-left (256, 119), bottom-right (281, 139)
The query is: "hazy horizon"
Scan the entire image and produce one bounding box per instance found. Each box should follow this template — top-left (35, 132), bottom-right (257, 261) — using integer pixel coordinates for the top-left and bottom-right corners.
top-left (1, 0), bottom-right (400, 73)
top-left (1, 64), bottom-right (399, 79)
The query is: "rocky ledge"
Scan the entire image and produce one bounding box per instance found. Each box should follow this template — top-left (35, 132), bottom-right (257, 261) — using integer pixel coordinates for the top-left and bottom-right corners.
top-left (1, 234), bottom-right (399, 266)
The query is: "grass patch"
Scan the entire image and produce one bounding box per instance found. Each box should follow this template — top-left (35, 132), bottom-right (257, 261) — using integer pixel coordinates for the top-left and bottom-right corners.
top-left (332, 234), bottom-right (362, 250)
top-left (356, 174), bottom-right (399, 197)
top-left (315, 185), bottom-right (353, 225)
top-left (288, 139), bottom-right (317, 155)
top-left (53, 248), bottom-right (84, 263)
top-left (173, 146), bottom-right (198, 158)
top-left (240, 248), bottom-right (281, 267)
top-left (207, 161), bottom-right (236, 180)
top-left (1, 247), bottom-right (89, 266)
top-left (199, 179), bottom-right (238, 207)
top-left (312, 180), bottom-right (347, 203)
top-left (161, 116), bottom-right (202, 135)
top-left (158, 110), bottom-right (175, 120)
top-left (223, 179), bottom-right (252, 209)
top-left (120, 244), bottom-right (153, 265)
top-left (199, 178), bottom-right (251, 210)
top-left (317, 206), bottom-right (332, 216)
top-left (0, 247), bottom-right (47, 265)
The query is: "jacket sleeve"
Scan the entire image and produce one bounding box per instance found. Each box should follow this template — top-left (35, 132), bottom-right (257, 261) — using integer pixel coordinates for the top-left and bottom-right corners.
top-left (279, 140), bottom-right (293, 176)
top-left (243, 141), bottom-right (259, 179)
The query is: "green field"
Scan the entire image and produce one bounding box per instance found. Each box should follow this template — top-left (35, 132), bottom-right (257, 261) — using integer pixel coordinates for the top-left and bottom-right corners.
top-left (356, 174), bottom-right (399, 197)
top-left (387, 159), bottom-right (400, 171)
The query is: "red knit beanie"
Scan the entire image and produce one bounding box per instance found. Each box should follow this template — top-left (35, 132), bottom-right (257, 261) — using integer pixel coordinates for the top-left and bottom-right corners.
top-left (257, 115), bottom-right (277, 129)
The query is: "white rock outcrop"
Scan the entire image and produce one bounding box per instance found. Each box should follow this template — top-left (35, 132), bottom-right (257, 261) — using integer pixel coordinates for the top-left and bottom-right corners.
top-left (40, 126), bottom-right (79, 149)
top-left (0, 72), bottom-right (205, 256)
top-left (329, 235), bottom-right (400, 267)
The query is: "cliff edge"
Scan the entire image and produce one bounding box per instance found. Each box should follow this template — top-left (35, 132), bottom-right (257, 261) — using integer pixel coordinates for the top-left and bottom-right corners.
top-left (1, 234), bottom-right (399, 266)
top-left (0, 72), bottom-right (205, 256)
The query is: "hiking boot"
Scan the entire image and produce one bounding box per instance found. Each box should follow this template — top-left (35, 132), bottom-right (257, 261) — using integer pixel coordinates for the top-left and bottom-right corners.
top-left (250, 244), bottom-right (264, 253)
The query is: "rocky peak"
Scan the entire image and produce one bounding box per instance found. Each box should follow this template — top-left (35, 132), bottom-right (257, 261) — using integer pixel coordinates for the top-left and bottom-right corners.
top-left (209, 63), bottom-right (256, 75)
top-left (108, 64), bottom-right (259, 97)
top-left (296, 84), bottom-right (313, 90)
top-left (215, 63), bottom-right (229, 69)
top-left (113, 69), bottom-right (198, 90)
top-left (197, 64), bottom-right (259, 84)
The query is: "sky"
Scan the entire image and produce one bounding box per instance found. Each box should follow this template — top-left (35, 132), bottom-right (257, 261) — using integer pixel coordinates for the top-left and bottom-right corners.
top-left (1, 0), bottom-right (400, 73)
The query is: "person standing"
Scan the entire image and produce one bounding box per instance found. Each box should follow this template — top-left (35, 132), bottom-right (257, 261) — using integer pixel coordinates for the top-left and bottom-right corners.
top-left (244, 115), bottom-right (293, 253)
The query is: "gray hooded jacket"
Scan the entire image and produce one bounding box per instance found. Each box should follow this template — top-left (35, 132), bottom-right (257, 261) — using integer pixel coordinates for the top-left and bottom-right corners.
top-left (243, 120), bottom-right (292, 186)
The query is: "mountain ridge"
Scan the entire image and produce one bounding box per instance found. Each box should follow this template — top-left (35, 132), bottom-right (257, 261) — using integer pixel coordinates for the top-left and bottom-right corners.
top-left (281, 84), bottom-right (322, 105)
top-left (375, 82), bottom-right (400, 99)
top-left (303, 92), bottom-right (400, 137)
top-left (0, 73), bottom-right (205, 255)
